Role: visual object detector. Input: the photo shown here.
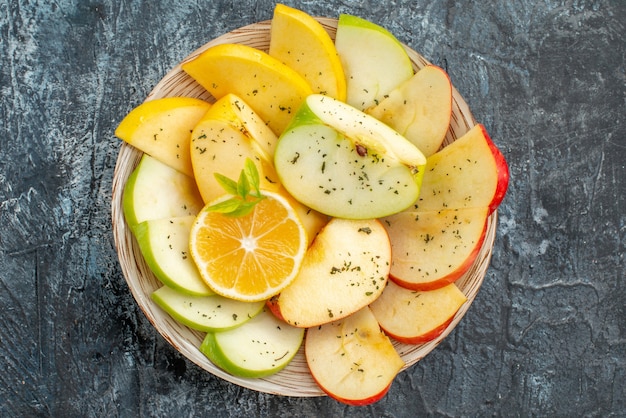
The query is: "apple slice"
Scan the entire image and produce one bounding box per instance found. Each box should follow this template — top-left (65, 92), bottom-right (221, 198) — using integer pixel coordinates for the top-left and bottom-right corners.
top-left (269, 4), bottom-right (346, 101)
top-left (305, 307), bottom-right (404, 406)
top-left (370, 281), bottom-right (467, 344)
top-left (334, 14), bottom-right (414, 110)
top-left (123, 154), bottom-right (204, 231)
top-left (115, 97), bottom-right (210, 177)
top-left (274, 94), bottom-right (426, 219)
top-left (413, 124), bottom-right (509, 214)
top-left (190, 94), bottom-right (281, 204)
top-left (200, 308), bottom-right (304, 378)
top-left (267, 218), bottom-right (390, 328)
top-left (382, 207), bottom-right (489, 290)
top-left (182, 43), bottom-right (313, 135)
top-left (133, 216), bottom-right (213, 296)
top-left (367, 65), bottom-right (453, 157)
top-left (151, 286), bottom-right (264, 332)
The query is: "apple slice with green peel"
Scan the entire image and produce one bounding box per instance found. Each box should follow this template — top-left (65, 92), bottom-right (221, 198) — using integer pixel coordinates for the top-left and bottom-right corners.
top-left (367, 65), bottom-right (453, 157)
top-left (134, 216), bottom-right (213, 296)
top-left (266, 218), bottom-right (390, 328)
top-left (200, 308), bottom-right (304, 378)
top-left (382, 206), bottom-right (489, 290)
top-left (305, 307), bottom-right (404, 406)
top-left (115, 97), bottom-right (211, 177)
top-left (151, 286), bottom-right (264, 332)
top-left (334, 14), bottom-right (414, 110)
top-left (182, 43), bottom-right (313, 135)
top-left (413, 123), bottom-right (510, 215)
top-left (274, 94), bottom-right (426, 219)
top-left (370, 281), bottom-right (467, 344)
top-left (269, 4), bottom-right (346, 101)
top-left (190, 94), bottom-right (281, 204)
top-left (123, 154), bottom-right (204, 231)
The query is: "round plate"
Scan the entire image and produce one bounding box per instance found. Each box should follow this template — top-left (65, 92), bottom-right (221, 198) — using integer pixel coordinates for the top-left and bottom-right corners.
top-left (111, 18), bottom-right (496, 397)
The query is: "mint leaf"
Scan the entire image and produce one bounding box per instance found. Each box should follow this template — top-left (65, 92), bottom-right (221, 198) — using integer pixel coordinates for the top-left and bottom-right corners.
top-left (214, 173), bottom-right (239, 195)
top-left (206, 158), bottom-right (266, 216)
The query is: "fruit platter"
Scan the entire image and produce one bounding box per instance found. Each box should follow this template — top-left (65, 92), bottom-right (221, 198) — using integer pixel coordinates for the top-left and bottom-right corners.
top-left (111, 5), bottom-right (509, 405)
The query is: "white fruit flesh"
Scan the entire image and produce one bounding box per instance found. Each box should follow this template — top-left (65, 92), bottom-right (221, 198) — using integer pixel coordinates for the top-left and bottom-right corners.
top-left (305, 307), bottom-right (404, 404)
top-left (275, 218), bottom-right (391, 328)
top-left (151, 286), bottom-right (264, 332)
top-left (123, 154), bottom-right (204, 229)
top-left (134, 216), bottom-right (213, 296)
top-left (201, 308), bottom-right (304, 378)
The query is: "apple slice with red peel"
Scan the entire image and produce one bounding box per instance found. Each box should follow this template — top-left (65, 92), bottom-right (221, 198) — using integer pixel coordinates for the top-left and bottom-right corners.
top-left (370, 281), bottom-right (467, 344)
top-left (267, 218), bottom-right (390, 328)
top-left (367, 65), bottom-right (453, 157)
top-left (274, 94), bottom-right (426, 219)
top-left (382, 206), bottom-right (489, 290)
top-left (305, 306), bottom-right (404, 406)
top-left (413, 123), bottom-right (509, 215)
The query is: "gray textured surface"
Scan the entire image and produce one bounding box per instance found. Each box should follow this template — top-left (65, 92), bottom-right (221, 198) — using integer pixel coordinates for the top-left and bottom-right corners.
top-left (1, 0), bottom-right (624, 416)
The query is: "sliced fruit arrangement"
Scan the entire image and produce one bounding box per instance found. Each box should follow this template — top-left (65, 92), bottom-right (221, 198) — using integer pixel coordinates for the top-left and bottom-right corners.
top-left (115, 3), bottom-right (509, 406)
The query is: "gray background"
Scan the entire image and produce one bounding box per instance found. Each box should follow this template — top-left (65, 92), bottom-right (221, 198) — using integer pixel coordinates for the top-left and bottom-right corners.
top-left (1, 0), bottom-right (624, 416)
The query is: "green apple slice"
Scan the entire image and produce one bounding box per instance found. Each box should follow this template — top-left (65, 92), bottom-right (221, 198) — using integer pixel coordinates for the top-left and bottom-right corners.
top-left (134, 216), bottom-right (213, 296)
top-left (122, 154), bottom-right (204, 231)
top-left (200, 308), bottom-right (304, 378)
top-left (335, 14), bottom-right (414, 111)
top-left (151, 286), bottom-right (264, 332)
top-left (274, 94), bottom-right (426, 219)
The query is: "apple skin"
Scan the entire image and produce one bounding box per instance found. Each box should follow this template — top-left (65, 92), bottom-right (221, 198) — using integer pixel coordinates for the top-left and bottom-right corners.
top-left (412, 124), bottom-right (509, 215)
top-left (304, 307), bottom-right (404, 405)
top-left (382, 207), bottom-right (489, 291)
top-left (370, 281), bottom-right (467, 345)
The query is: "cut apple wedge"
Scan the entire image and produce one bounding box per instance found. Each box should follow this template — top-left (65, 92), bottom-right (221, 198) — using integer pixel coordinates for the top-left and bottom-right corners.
top-left (382, 207), bottom-right (489, 290)
top-left (413, 123), bottom-right (509, 214)
top-left (274, 94), bottom-right (426, 219)
top-left (190, 94), bottom-right (281, 203)
top-left (182, 43), bottom-right (313, 135)
top-left (115, 97), bottom-right (211, 177)
top-left (134, 216), bottom-right (213, 296)
top-left (370, 281), bottom-right (467, 344)
top-left (367, 65), bottom-right (453, 157)
top-left (200, 308), bottom-right (304, 378)
top-left (151, 286), bottom-right (264, 332)
top-left (335, 14), bottom-right (414, 110)
top-left (122, 154), bottom-right (204, 231)
top-left (269, 4), bottom-right (346, 101)
top-left (267, 218), bottom-right (391, 328)
top-left (305, 307), bottom-right (404, 406)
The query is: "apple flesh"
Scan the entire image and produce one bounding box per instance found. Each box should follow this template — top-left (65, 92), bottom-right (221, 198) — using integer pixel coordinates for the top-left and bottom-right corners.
top-left (305, 307), bottom-right (404, 406)
top-left (122, 154), bottom-right (204, 231)
top-left (367, 65), bottom-right (453, 157)
top-left (267, 218), bottom-right (391, 328)
top-left (382, 206), bottom-right (489, 290)
top-left (200, 308), bottom-right (304, 378)
top-left (274, 94), bottom-right (426, 219)
top-left (151, 286), bottom-right (264, 332)
top-left (334, 14), bottom-right (414, 111)
top-left (134, 216), bottom-right (213, 296)
top-left (413, 123), bottom-right (509, 215)
top-left (370, 281), bottom-right (467, 344)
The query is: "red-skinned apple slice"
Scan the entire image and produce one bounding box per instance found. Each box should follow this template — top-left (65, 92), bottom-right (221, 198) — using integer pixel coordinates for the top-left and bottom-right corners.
top-left (382, 206), bottom-right (489, 290)
top-left (412, 123), bottom-right (509, 215)
top-left (369, 281), bottom-right (467, 344)
top-left (267, 218), bottom-right (391, 328)
top-left (305, 307), bottom-right (404, 405)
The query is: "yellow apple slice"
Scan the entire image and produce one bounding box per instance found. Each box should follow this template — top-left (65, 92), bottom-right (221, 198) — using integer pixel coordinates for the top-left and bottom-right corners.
top-left (370, 281), bottom-right (467, 344)
top-left (115, 97), bottom-right (211, 177)
top-left (305, 307), bottom-right (404, 406)
top-left (190, 94), bottom-right (281, 204)
top-left (182, 43), bottom-right (313, 135)
top-left (269, 4), bottom-right (346, 101)
top-left (367, 65), bottom-right (452, 157)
